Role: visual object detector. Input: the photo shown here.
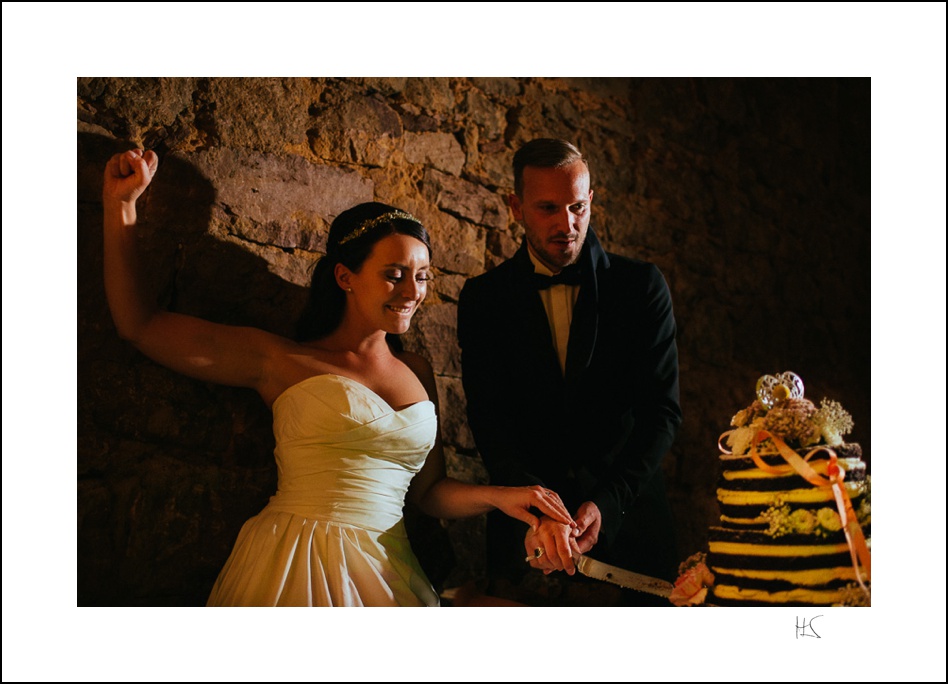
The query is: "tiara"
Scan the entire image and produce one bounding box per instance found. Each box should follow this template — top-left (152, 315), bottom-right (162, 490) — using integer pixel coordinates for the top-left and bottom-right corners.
top-left (337, 210), bottom-right (422, 246)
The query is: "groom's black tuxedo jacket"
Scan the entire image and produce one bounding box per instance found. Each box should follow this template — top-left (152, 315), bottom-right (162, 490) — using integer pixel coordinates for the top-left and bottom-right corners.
top-left (458, 228), bottom-right (682, 582)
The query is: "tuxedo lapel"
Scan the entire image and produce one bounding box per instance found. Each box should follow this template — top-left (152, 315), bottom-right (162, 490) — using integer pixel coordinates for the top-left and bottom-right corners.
top-left (564, 229), bottom-right (608, 384)
top-left (565, 275), bottom-right (597, 384)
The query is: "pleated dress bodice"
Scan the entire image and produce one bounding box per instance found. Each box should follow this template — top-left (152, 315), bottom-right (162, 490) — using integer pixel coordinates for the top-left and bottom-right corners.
top-left (207, 374), bottom-right (439, 607)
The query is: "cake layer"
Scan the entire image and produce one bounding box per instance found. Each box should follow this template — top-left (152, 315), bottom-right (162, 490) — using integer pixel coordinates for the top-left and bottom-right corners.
top-left (716, 483), bottom-right (863, 507)
top-left (719, 457), bottom-right (866, 490)
top-left (720, 442), bottom-right (862, 468)
top-left (710, 566), bottom-right (859, 586)
top-left (709, 526), bottom-right (869, 546)
top-left (707, 523), bottom-right (869, 605)
top-left (717, 496), bottom-right (867, 523)
top-left (709, 538), bottom-right (849, 557)
top-left (718, 515), bottom-right (771, 530)
top-left (711, 583), bottom-right (854, 607)
top-left (718, 511), bottom-right (870, 532)
top-left (708, 549), bottom-right (854, 570)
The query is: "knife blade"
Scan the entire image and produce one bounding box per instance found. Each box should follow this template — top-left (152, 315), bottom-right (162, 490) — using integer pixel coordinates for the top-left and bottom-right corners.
top-left (573, 553), bottom-right (673, 599)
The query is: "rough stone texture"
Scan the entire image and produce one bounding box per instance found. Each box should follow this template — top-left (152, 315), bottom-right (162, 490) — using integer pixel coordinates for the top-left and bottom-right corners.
top-left (431, 273), bottom-right (467, 304)
top-left (401, 302), bottom-right (462, 378)
top-left (78, 77), bottom-right (870, 605)
top-left (309, 85), bottom-right (404, 166)
top-left (434, 376), bottom-right (476, 451)
top-left (404, 131), bottom-right (466, 176)
top-left (423, 168), bottom-right (508, 230)
top-left (77, 77), bottom-right (196, 146)
top-left (403, 77), bottom-right (456, 113)
top-left (202, 77), bottom-right (315, 153)
top-left (459, 86), bottom-right (508, 140)
top-left (423, 213), bottom-right (485, 275)
top-left (188, 147), bottom-right (373, 241)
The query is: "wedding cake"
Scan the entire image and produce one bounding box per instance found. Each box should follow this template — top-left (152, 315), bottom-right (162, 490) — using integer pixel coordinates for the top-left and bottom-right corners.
top-left (670, 372), bottom-right (870, 607)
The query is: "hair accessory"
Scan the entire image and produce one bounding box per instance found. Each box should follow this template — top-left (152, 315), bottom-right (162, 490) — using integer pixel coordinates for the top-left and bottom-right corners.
top-left (337, 210), bottom-right (421, 246)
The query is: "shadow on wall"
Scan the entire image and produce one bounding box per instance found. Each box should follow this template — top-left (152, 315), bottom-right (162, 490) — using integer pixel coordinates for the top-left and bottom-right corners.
top-left (77, 132), bottom-right (454, 605)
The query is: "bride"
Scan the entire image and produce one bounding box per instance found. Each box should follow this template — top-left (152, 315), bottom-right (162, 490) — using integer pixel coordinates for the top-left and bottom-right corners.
top-left (103, 148), bottom-right (574, 606)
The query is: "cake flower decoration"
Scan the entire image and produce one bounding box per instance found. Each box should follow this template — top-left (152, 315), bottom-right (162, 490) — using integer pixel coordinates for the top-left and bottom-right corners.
top-left (669, 552), bottom-right (715, 607)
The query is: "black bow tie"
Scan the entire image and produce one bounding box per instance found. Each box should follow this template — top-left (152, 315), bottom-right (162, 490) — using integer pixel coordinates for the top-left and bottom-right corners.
top-left (532, 264), bottom-right (583, 289)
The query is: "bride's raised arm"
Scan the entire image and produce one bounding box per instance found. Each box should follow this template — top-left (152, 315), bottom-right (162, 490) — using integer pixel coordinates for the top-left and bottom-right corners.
top-left (102, 148), bottom-right (278, 393)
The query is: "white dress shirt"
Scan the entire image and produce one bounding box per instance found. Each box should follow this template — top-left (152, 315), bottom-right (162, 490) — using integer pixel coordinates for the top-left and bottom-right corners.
top-left (528, 249), bottom-right (581, 376)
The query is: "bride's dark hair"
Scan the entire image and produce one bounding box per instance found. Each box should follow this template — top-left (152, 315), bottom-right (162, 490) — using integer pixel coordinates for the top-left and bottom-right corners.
top-left (296, 202), bottom-right (432, 344)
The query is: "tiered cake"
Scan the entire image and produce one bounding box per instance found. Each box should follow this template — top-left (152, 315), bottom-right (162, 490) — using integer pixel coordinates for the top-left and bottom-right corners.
top-left (672, 372), bottom-right (871, 607)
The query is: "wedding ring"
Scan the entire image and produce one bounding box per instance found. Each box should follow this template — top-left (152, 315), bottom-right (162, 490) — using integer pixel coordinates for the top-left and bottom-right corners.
top-left (524, 547), bottom-right (544, 563)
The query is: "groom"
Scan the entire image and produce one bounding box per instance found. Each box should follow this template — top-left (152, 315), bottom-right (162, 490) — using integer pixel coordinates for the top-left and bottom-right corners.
top-left (457, 138), bottom-right (682, 605)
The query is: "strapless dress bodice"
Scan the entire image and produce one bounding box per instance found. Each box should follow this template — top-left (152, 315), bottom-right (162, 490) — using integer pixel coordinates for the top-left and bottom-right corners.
top-left (207, 374), bottom-right (439, 607)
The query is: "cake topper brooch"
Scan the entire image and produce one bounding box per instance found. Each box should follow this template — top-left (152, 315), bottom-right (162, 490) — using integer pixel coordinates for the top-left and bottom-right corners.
top-left (755, 371), bottom-right (804, 408)
top-left (725, 371), bottom-right (853, 454)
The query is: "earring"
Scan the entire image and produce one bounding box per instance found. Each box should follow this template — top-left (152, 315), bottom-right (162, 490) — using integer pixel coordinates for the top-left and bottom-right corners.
top-left (346, 287), bottom-right (352, 292)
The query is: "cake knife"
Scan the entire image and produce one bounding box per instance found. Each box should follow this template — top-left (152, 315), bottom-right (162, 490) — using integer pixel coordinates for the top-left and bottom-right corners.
top-left (572, 553), bottom-right (673, 599)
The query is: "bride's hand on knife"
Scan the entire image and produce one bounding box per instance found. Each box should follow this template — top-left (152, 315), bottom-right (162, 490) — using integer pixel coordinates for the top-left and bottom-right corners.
top-left (492, 485), bottom-right (575, 531)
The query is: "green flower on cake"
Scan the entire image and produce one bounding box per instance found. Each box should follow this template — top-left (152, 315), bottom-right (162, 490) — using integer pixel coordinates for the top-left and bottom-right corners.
top-left (816, 507), bottom-right (842, 532)
top-left (813, 399), bottom-right (854, 446)
top-left (789, 508), bottom-right (817, 534)
top-left (763, 500), bottom-right (845, 537)
top-left (761, 500), bottom-right (794, 536)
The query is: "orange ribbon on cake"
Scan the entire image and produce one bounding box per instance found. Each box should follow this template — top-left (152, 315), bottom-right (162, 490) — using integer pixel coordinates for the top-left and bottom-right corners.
top-left (749, 429), bottom-right (871, 594)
